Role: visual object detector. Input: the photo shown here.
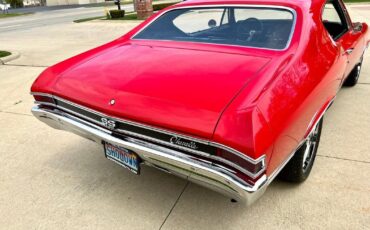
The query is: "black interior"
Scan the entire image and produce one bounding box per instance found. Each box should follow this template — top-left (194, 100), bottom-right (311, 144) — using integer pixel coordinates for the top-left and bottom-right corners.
top-left (323, 21), bottom-right (346, 40)
top-left (189, 19), bottom-right (293, 49)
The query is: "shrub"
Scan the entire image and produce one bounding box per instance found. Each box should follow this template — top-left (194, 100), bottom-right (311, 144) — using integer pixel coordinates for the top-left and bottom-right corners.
top-left (153, 2), bottom-right (177, 11)
top-left (0, 51), bottom-right (11, 58)
top-left (109, 9), bottom-right (125, 19)
top-left (6, 0), bottom-right (23, 8)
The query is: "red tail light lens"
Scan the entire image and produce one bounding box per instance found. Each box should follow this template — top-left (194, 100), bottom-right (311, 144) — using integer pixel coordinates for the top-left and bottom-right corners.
top-left (216, 148), bottom-right (265, 176)
top-left (33, 94), bottom-right (55, 104)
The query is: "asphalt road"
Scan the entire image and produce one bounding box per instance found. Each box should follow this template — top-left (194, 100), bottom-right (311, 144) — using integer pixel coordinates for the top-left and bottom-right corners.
top-left (0, 3), bottom-right (369, 230)
top-left (0, 4), bottom-right (133, 33)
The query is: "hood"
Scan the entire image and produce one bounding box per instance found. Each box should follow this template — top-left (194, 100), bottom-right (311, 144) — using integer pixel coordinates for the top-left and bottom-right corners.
top-left (52, 43), bottom-right (270, 138)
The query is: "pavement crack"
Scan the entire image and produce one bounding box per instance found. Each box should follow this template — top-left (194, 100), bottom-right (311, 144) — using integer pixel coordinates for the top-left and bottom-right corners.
top-left (358, 82), bottom-right (370, 85)
top-left (13, 100), bottom-right (22, 105)
top-left (0, 110), bottom-right (33, 117)
top-left (159, 181), bottom-right (189, 230)
top-left (317, 154), bottom-right (370, 164)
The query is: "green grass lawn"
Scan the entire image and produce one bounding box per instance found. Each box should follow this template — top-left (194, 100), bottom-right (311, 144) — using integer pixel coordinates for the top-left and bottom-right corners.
top-left (74, 12), bottom-right (142, 23)
top-left (74, 16), bottom-right (106, 23)
top-left (0, 13), bottom-right (23, 19)
top-left (0, 13), bottom-right (33, 19)
top-left (0, 51), bottom-right (11, 58)
top-left (108, 12), bottom-right (142, 21)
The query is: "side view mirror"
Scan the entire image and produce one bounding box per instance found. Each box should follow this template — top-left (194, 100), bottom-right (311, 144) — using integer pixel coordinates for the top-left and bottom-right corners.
top-left (353, 22), bottom-right (363, 33)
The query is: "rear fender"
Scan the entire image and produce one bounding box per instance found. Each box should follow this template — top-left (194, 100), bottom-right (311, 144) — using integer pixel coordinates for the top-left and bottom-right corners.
top-left (303, 97), bottom-right (335, 138)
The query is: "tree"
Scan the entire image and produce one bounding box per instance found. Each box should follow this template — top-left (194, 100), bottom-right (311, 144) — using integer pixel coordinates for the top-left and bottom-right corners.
top-left (6, 0), bottom-right (23, 8)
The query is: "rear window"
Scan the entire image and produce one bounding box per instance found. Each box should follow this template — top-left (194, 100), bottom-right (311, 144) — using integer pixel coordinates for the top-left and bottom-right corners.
top-left (133, 7), bottom-right (295, 50)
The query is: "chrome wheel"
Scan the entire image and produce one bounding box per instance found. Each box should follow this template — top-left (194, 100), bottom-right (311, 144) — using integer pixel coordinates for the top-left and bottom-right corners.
top-left (302, 123), bottom-right (320, 172)
top-left (278, 118), bottom-right (323, 183)
top-left (355, 65), bottom-right (362, 81)
top-left (344, 57), bottom-right (363, 87)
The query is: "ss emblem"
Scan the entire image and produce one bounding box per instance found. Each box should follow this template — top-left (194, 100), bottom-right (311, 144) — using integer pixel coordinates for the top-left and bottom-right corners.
top-left (101, 117), bottom-right (116, 130)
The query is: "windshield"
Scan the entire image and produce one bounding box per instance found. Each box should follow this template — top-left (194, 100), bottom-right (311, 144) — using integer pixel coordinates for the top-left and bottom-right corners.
top-left (133, 7), bottom-right (295, 50)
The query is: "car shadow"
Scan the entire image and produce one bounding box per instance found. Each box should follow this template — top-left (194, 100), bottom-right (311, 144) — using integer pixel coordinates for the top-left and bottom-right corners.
top-left (42, 136), bottom-right (188, 226)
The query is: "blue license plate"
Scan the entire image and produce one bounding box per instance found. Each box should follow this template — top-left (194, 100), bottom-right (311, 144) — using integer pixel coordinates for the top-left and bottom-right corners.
top-left (104, 142), bottom-right (140, 174)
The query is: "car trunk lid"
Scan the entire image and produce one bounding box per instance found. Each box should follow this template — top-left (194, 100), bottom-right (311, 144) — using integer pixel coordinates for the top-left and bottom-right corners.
top-left (53, 43), bottom-right (270, 138)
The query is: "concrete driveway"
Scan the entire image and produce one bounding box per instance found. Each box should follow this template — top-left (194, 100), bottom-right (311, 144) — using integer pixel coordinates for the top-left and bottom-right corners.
top-left (0, 4), bottom-right (369, 230)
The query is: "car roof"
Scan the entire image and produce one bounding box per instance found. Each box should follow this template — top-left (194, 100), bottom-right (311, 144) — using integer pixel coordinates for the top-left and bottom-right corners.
top-left (178, 0), bottom-right (324, 5)
top-left (174, 0), bottom-right (326, 13)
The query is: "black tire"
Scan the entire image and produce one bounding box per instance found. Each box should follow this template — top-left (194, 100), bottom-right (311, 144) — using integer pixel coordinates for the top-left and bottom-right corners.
top-left (343, 57), bottom-right (363, 87)
top-left (278, 118), bottom-right (323, 183)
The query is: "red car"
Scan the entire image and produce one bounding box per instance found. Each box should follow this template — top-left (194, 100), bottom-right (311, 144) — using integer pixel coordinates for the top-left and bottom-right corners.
top-left (31, 0), bottom-right (369, 205)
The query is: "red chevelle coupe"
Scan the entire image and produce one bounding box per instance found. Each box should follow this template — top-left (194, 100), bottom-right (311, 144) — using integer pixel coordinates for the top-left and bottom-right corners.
top-left (31, 0), bottom-right (369, 205)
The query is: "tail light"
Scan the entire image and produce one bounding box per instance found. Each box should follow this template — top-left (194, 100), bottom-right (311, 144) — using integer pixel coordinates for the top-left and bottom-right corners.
top-left (216, 148), bottom-right (265, 176)
top-left (33, 94), bottom-right (55, 105)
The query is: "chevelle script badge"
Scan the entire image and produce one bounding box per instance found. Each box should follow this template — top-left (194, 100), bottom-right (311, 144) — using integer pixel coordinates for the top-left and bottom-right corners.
top-left (170, 136), bottom-right (198, 150)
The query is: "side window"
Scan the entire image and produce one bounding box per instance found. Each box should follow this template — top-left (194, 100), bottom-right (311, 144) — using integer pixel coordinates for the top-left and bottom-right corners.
top-left (322, 1), bottom-right (349, 40)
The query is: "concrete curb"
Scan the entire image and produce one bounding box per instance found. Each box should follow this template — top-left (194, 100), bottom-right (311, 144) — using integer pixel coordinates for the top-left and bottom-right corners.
top-left (346, 3), bottom-right (370, 6)
top-left (0, 51), bottom-right (20, 65)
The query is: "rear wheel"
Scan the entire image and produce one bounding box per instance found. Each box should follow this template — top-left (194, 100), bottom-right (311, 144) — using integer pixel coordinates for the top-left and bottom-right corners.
top-left (278, 118), bottom-right (323, 183)
top-left (343, 57), bottom-right (363, 87)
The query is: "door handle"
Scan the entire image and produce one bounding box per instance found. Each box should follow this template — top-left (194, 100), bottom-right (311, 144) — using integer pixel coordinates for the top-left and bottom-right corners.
top-left (344, 48), bottom-right (354, 55)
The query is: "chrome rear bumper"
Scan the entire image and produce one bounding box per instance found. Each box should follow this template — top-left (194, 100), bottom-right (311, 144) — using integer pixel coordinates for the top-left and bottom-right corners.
top-left (32, 105), bottom-right (268, 205)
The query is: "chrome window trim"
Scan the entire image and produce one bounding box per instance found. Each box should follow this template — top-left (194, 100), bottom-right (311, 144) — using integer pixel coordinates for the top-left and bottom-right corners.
top-left (131, 4), bottom-right (297, 52)
top-left (31, 92), bottom-right (265, 178)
